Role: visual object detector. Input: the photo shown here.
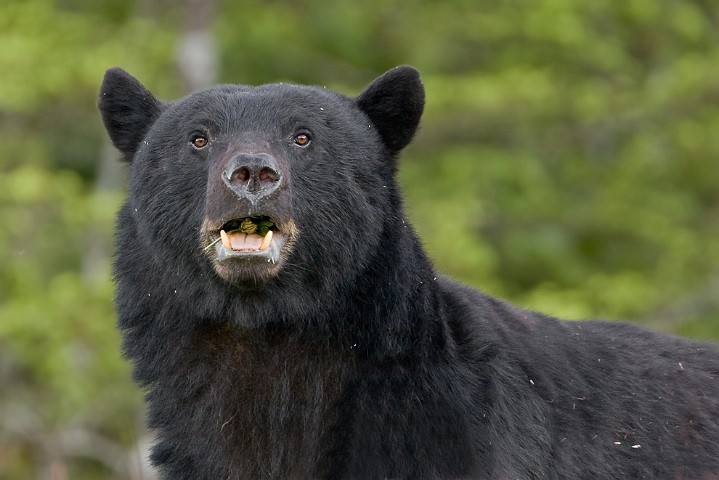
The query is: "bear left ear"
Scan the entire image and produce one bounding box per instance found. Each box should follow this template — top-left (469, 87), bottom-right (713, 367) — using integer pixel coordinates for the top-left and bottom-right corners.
top-left (356, 66), bottom-right (425, 154)
top-left (98, 67), bottom-right (163, 161)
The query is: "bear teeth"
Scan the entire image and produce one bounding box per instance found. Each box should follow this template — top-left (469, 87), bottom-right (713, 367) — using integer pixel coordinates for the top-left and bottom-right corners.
top-left (259, 230), bottom-right (273, 251)
top-left (220, 230), bottom-right (231, 250)
top-left (218, 228), bottom-right (273, 252)
top-left (213, 216), bottom-right (276, 253)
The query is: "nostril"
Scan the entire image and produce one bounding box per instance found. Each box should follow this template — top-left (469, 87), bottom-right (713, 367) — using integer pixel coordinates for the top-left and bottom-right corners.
top-left (223, 153), bottom-right (281, 196)
top-left (259, 167), bottom-right (279, 183)
top-left (231, 167), bottom-right (250, 183)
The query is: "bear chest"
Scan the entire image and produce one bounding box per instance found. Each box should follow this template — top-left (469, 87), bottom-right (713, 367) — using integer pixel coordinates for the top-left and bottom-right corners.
top-left (152, 325), bottom-right (354, 478)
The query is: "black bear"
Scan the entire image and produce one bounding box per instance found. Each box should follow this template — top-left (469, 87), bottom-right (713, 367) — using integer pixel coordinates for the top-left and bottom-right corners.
top-left (99, 66), bottom-right (719, 479)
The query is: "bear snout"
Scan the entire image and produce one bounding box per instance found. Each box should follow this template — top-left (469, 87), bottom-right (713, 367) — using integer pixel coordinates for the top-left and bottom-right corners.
top-left (223, 152), bottom-right (282, 203)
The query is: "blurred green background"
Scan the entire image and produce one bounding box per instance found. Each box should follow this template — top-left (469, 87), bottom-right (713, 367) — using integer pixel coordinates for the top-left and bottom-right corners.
top-left (1, 0), bottom-right (718, 478)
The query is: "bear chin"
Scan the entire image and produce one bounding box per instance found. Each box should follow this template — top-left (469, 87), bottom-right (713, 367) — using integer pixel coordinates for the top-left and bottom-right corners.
top-left (210, 238), bottom-right (285, 284)
top-left (211, 255), bottom-right (284, 285)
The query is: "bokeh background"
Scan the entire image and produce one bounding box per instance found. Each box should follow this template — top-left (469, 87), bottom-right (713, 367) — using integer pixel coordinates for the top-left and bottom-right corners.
top-left (1, 0), bottom-right (718, 478)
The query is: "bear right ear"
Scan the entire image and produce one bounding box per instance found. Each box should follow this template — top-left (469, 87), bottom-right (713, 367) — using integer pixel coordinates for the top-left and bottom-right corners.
top-left (356, 66), bottom-right (425, 155)
top-left (98, 67), bottom-right (163, 161)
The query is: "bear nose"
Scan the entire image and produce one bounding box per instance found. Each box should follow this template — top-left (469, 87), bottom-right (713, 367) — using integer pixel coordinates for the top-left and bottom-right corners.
top-left (223, 153), bottom-right (282, 202)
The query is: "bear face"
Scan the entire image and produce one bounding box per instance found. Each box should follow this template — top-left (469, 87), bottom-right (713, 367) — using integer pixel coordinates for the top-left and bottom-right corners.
top-left (100, 66), bottom-right (424, 292)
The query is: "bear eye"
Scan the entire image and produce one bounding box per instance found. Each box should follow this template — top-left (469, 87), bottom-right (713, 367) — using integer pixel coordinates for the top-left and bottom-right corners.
top-left (293, 132), bottom-right (311, 147)
top-left (191, 135), bottom-right (209, 149)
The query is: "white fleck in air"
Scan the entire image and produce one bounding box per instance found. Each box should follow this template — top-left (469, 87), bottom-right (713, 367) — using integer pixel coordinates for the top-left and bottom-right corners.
top-left (631, 445), bottom-right (641, 449)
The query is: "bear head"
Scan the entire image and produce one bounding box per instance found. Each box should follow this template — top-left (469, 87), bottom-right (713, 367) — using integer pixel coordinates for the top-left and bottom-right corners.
top-left (99, 66), bottom-right (424, 322)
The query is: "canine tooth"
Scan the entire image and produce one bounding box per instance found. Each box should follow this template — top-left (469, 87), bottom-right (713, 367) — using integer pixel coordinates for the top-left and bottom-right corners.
top-left (220, 230), bottom-right (231, 250)
top-left (258, 230), bottom-right (273, 251)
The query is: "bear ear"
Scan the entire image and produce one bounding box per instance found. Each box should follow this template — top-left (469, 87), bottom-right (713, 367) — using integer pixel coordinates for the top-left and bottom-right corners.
top-left (356, 66), bottom-right (425, 154)
top-left (98, 67), bottom-right (163, 161)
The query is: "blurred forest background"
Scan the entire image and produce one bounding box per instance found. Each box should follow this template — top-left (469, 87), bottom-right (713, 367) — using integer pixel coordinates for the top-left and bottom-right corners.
top-left (1, 0), bottom-right (718, 478)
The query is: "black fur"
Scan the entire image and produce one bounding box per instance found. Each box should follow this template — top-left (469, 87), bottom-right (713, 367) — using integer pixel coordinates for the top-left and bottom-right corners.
top-left (99, 66), bottom-right (719, 479)
top-left (98, 67), bottom-right (163, 160)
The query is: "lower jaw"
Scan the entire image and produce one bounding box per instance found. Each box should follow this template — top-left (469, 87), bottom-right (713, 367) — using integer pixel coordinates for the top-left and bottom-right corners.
top-left (210, 238), bottom-right (286, 284)
top-left (214, 242), bottom-right (281, 263)
top-left (211, 256), bottom-right (284, 285)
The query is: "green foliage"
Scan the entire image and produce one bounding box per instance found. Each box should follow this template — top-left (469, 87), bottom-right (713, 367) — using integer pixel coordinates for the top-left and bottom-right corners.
top-left (0, 0), bottom-right (178, 113)
top-left (1, 0), bottom-right (718, 477)
top-left (0, 165), bottom-right (140, 478)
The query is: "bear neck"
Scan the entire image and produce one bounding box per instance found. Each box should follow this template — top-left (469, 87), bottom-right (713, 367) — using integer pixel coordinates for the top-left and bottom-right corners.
top-left (341, 213), bottom-right (446, 360)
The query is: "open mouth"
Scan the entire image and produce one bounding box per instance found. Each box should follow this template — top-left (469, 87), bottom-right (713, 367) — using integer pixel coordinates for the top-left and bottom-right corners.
top-left (212, 216), bottom-right (276, 253)
top-left (202, 214), bottom-right (296, 281)
top-left (205, 216), bottom-right (286, 264)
